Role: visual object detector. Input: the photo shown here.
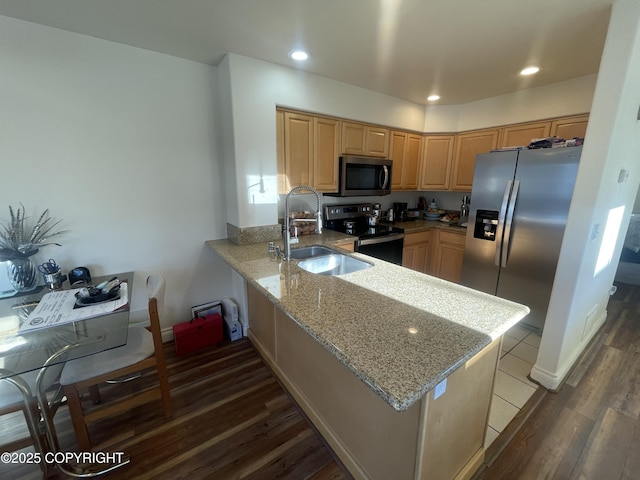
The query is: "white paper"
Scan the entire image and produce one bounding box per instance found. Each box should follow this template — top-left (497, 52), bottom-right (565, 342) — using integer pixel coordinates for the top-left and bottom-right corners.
top-left (20, 283), bottom-right (129, 333)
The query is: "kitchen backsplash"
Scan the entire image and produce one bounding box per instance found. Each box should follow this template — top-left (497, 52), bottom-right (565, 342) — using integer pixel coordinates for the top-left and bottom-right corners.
top-left (278, 190), bottom-right (472, 218)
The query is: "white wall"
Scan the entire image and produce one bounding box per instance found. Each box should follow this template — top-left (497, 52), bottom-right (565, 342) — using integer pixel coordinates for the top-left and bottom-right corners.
top-left (424, 74), bottom-right (597, 132)
top-left (219, 53), bottom-right (427, 228)
top-left (221, 53), bottom-right (598, 229)
top-left (0, 16), bottom-right (232, 330)
top-left (531, 0), bottom-right (640, 389)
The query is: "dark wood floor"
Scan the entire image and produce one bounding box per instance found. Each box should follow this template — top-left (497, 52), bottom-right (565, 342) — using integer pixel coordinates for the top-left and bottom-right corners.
top-left (477, 281), bottom-right (640, 480)
top-left (2, 281), bottom-right (639, 479)
top-left (1, 338), bottom-right (350, 480)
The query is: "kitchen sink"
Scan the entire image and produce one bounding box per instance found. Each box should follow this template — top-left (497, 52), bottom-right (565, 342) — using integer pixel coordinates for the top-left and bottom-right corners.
top-left (289, 245), bottom-right (336, 259)
top-left (297, 253), bottom-right (372, 276)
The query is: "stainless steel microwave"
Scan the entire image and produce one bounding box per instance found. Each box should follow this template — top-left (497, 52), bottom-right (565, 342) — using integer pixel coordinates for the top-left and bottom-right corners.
top-left (327, 156), bottom-right (393, 197)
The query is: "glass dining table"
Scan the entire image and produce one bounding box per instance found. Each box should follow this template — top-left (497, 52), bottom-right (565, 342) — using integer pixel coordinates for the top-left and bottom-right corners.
top-left (0, 271), bottom-right (134, 478)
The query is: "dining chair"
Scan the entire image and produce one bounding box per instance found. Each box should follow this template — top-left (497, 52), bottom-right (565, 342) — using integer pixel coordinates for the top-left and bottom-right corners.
top-left (0, 364), bottom-right (65, 474)
top-left (60, 274), bottom-right (172, 451)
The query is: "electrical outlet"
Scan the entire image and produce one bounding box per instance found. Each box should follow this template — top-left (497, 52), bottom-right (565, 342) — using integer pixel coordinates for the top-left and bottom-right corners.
top-left (434, 379), bottom-right (447, 400)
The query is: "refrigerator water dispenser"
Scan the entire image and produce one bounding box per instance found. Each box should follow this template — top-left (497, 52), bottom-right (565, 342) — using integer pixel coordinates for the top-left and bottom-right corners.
top-left (473, 210), bottom-right (499, 241)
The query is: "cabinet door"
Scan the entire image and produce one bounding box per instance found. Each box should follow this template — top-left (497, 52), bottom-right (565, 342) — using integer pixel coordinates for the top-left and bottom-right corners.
top-left (283, 111), bottom-right (314, 189)
top-left (451, 129), bottom-right (499, 191)
top-left (341, 121), bottom-right (367, 154)
top-left (366, 126), bottom-right (390, 157)
top-left (390, 131), bottom-right (406, 190)
top-left (402, 244), bottom-right (418, 270)
top-left (420, 135), bottom-right (454, 190)
top-left (402, 231), bottom-right (432, 273)
top-left (314, 116), bottom-right (340, 192)
top-left (550, 114), bottom-right (589, 139)
top-left (247, 282), bottom-right (276, 361)
top-left (390, 131), bottom-right (422, 190)
top-left (433, 231), bottom-right (466, 283)
top-left (498, 121), bottom-right (550, 148)
top-left (334, 239), bottom-right (355, 252)
top-left (402, 134), bottom-right (422, 190)
top-left (341, 122), bottom-right (389, 157)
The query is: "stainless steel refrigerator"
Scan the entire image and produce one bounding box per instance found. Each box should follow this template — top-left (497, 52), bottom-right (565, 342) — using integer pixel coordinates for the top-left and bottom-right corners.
top-left (460, 146), bottom-right (581, 331)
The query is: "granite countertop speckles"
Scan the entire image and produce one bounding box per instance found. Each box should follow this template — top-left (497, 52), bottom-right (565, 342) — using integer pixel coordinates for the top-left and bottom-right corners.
top-left (206, 232), bottom-right (529, 412)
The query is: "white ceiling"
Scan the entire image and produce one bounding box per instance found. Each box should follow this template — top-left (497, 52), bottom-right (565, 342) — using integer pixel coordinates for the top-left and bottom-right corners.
top-left (0, 0), bottom-right (614, 105)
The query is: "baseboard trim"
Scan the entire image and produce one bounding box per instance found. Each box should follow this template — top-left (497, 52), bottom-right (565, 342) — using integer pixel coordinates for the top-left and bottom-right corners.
top-left (530, 310), bottom-right (607, 391)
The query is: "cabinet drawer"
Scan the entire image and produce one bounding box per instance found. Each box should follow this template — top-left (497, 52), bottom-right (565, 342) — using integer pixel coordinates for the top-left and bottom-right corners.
top-left (404, 231), bottom-right (432, 246)
top-left (438, 230), bottom-right (466, 246)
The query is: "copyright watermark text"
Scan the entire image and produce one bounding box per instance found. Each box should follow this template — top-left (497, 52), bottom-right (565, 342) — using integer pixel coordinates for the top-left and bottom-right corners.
top-left (1, 451), bottom-right (126, 465)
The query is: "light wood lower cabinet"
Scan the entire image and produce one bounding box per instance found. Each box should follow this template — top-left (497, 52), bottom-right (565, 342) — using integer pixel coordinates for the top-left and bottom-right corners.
top-left (246, 282), bottom-right (276, 362)
top-left (402, 231), bottom-right (432, 274)
top-left (246, 281), bottom-right (501, 480)
top-left (403, 229), bottom-right (466, 282)
top-left (333, 239), bottom-right (355, 252)
top-left (433, 230), bottom-right (466, 283)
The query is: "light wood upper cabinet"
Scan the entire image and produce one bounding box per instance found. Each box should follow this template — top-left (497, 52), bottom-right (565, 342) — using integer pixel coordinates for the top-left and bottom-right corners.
top-left (419, 135), bottom-right (455, 190)
top-left (390, 131), bottom-right (422, 190)
top-left (498, 121), bottom-right (551, 148)
top-left (341, 121), bottom-right (390, 157)
top-left (367, 126), bottom-right (391, 157)
top-left (451, 128), bottom-right (499, 191)
top-left (277, 109), bottom-right (340, 193)
top-left (390, 131), bottom-right (405, 189)
top-left (550, 114), bottom-right (589, 139)
top-left (281, 111), bottom-right (313, 190)
top-left (313, 116), bottom-right (340, 191)
top-left (403, 134), bottom-right (422, 190)
top-left (277, 109), bottom-right (589, 194)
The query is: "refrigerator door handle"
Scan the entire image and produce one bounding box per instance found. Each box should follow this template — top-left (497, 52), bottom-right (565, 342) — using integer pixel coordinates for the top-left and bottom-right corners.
top-left (495, 179), bottom-right (513, 267)
top-left (501, 179), bottom-right (520, 267)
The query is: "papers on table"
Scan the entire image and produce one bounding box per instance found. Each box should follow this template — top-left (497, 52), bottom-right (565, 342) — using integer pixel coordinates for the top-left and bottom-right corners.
top-left (19, 283), bottom-right (129, 333)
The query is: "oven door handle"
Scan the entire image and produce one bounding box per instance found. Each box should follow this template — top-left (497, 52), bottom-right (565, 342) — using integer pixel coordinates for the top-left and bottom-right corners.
top-left (356, 233), bottom-right (405, 247)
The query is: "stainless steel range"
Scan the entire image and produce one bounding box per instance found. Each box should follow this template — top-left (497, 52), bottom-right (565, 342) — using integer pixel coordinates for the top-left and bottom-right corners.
top-left (323, 203), bottom-right (404, 265)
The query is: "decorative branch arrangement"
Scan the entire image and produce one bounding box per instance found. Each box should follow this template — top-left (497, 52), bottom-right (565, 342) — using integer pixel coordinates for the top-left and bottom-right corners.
top-left (0, 204), bottom-right (69, 260)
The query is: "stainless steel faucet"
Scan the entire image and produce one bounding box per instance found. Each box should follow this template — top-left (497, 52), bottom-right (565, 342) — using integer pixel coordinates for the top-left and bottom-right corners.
top-left (284, 185), bottom-right (322, 260)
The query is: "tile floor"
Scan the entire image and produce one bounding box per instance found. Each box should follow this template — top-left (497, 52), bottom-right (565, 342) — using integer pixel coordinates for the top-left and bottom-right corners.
top-left (485, 323), bottom-right (542, 447)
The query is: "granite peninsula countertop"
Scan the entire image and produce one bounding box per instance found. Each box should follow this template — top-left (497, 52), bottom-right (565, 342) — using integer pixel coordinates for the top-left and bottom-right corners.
top-left (206, 232), bottom-right (529, 412)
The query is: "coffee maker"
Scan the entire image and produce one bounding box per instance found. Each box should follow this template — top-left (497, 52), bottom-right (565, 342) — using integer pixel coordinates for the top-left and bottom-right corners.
top-left (393, 202), bottom-right (408, 222)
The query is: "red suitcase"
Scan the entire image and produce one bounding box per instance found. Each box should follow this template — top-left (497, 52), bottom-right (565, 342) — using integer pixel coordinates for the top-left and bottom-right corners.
top-left (173, 313), bottom-right (223, 355)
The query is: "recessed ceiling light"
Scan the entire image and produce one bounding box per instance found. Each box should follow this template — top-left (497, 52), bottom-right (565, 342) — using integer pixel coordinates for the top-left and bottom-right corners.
top-left (520, 66), bottom-right (540, 76)
top-left (427, 95), bottom-right (440, 101)
top-left (289, 49), bottom-right (310, 61)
